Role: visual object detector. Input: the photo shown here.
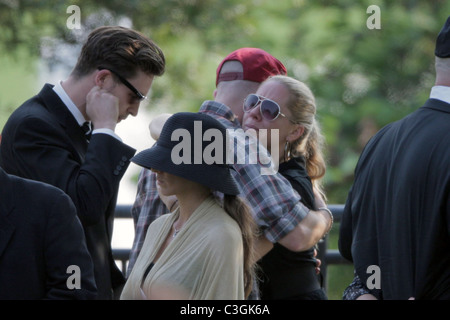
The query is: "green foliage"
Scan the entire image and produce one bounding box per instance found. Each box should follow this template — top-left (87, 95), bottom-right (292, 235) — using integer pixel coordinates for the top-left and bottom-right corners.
top-left (0, 47), bottom-right (38, 128)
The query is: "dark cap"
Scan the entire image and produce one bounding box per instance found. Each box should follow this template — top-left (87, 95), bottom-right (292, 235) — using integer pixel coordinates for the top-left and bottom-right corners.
top-left (435, 16), bottom-right (450, 58)
top-left (216, 48), bottom-right (287, 86)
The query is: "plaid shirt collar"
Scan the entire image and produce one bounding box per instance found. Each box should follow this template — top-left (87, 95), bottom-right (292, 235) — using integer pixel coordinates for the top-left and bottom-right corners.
top-left (198, 100), bottom-right (241, 129)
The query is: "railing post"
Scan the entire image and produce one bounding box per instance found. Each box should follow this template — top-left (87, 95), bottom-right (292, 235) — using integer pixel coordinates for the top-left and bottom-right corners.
top-left (317, 235), bottom-right (329, 291)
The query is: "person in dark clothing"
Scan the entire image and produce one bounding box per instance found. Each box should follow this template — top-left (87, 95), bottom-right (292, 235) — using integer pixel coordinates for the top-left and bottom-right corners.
top-left (242, 75), bottom-right (330, 300)
top-left (0, 26), bottom-right (165, 299)
top-left (338, 16), bottom-right (450, 300)
top-left (0, 167), bottom-right (97, 300)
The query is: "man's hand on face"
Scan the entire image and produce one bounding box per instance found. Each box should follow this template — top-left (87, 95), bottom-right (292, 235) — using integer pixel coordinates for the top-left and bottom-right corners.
top-left (86, 86), bottom-right (119, 131)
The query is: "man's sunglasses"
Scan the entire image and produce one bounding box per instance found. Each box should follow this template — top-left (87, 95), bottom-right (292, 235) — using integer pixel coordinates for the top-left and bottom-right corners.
top-left (98, 67), bottom-right (147, 101)
top-left (243, 94), bottom-right (297, 123)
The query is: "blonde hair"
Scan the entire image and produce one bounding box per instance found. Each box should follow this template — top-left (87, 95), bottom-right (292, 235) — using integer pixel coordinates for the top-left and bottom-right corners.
top-left (267, 75), bottom-right (327, 199)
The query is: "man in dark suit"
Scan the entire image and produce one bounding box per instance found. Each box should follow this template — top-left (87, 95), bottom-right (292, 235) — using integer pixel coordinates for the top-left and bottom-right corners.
top-left (339, 17), bottom-right (450, 300)
top-left (0, 167), bottom-right (97, 299)
top-left (0, 26), bottom-right (165, 299)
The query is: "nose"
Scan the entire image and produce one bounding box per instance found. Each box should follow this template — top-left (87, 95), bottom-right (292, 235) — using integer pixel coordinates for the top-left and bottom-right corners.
top-left (247, 101), bottom-right (262, 121)
top-left (129, 103), bottom-right (140, 117)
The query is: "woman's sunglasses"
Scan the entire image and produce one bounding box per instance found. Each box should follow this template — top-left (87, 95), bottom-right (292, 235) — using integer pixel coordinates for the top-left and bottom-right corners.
top-left (243, 94), bottom-right (296, 123)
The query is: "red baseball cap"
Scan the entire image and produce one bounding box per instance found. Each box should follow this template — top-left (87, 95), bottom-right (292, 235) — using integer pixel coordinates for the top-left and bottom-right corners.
top-left (216, 47), bottom-right (287, 86)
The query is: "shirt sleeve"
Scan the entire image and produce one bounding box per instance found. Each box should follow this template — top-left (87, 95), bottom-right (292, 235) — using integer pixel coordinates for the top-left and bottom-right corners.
top-left (92, 128), bottom-right (122, 142)
top-left (232, 162), bottom-right (309, 243)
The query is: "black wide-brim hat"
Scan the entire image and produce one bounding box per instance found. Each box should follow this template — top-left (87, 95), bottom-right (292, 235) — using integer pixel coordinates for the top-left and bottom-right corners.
top-left (132, 112), bottom-right (240, 195)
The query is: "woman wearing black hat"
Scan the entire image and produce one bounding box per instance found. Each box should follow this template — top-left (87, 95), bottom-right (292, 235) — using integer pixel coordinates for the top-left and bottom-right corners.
top-left (120, 112), bottom-right (257, 300)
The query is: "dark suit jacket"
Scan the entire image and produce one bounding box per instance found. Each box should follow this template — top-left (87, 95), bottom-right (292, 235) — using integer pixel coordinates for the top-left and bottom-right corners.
top-left (0, 168), bottom-right (97, 299)
top-left (0, 84), bottom-right (136, 299)
top-left (339, 98), bottom-right (450, 300)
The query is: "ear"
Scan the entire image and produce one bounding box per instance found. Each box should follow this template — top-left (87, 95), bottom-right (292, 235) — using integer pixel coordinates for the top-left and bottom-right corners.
top-left (286, 125), bottom-right (305, 143)
top-left (94, 69), bottom-right (112, 88)
top-left (213, 89), bottom-right (218, 99)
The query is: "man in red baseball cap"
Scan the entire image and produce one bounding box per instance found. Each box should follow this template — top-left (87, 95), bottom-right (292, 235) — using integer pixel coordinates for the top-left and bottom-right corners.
top-left (216, 47), bottom-right (287, 85)
top-left (128, 48), bottom-right (331, 299)
top-left (149, 48), bottom-right (287, 139)
top-left (212, 47), bottom-right (287, 125)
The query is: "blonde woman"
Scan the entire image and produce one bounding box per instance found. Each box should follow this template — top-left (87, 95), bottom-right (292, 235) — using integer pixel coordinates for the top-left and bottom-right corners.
top-left (243, 75), bottom-right (328, 300)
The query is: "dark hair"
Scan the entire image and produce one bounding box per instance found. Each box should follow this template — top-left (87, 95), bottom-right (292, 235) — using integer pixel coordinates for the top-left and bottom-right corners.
top-left (71, 26), bottom-right (165, 79)
top-left (223, 194), bottom-right (258, 298)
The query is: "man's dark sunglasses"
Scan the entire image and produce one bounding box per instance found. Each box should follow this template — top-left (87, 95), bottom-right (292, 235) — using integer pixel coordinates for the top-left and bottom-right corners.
top-left (98, 67), bottom-right (147, 101)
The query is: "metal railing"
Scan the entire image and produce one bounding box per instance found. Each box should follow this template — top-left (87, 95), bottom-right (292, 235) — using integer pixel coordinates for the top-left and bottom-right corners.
top-left (112, 204), bottom-right (352, 290)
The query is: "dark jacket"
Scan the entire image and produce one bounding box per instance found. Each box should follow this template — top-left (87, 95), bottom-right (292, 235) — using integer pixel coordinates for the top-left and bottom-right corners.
top-left (0, 84), bottom-right (136, 299)
top-left (0, 168), bottom-right (97, 299)
top-left (339, 98), bottom-right (450, 300)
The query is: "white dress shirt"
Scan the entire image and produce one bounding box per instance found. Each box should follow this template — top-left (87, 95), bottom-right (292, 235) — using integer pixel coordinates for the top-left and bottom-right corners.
top-left (430, 85), bottom-right (450, 104)
top-left (52, 81), bottom-right (121, 141)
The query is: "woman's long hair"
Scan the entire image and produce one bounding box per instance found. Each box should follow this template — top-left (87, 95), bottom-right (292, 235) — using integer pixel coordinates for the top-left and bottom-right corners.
top-left (223, 194), bottom-right (258, 298)
top-left (268, 75), bottom-right (327, 201)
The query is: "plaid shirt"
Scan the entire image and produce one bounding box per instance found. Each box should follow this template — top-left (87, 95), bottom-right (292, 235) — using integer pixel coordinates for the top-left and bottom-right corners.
top-left (127, 100), bottom-right (309, 275)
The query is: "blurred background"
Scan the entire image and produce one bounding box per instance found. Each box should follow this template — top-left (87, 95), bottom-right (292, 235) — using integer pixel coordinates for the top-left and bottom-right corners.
top-left (1, 0), bottom-right (448, 299)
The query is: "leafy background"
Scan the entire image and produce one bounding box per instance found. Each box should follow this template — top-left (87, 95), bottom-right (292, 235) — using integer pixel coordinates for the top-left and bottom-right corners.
top-left (1, 0), bottom-right (448, 299)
